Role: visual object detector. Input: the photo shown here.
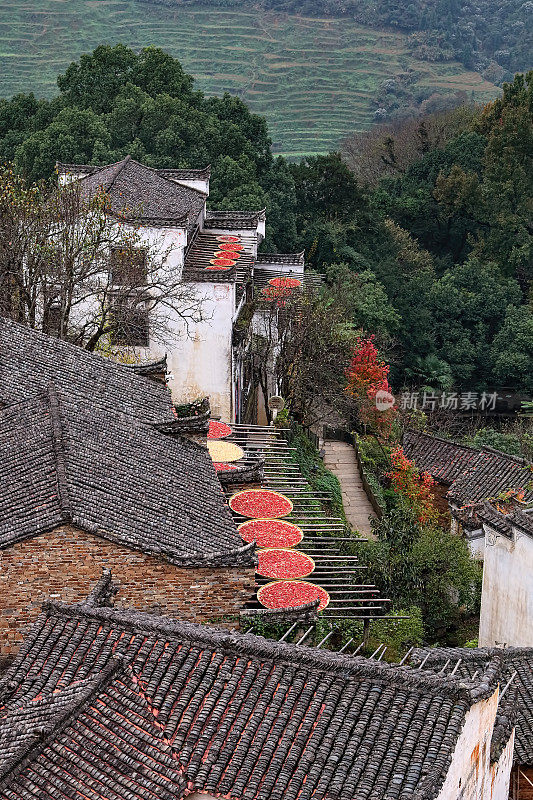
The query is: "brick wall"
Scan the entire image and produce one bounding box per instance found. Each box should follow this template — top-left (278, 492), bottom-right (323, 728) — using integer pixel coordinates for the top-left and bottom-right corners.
top-left (0, 525), bottom-right (256, 654)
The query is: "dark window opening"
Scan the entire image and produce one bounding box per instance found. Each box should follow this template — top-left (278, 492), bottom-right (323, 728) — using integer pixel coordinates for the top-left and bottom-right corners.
top-left (110, 247), bottom-right (148, 286)
top-left (110, 293), bottom-right (150, 347)
top-left (44, 303), bottom-right (62, 337)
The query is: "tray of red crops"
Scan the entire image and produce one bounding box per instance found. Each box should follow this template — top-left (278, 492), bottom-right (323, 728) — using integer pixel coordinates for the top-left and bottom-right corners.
top-left (256, 549), bottom-right (315, 579)
top-left (219, 242), bottom-right (244, 251)
top-left (268, 277), bottom-right (302, 289)
top-left (238, 519), bottom-right (303, 548)
top-left (257, 580), bottom-right (330, 611)
top-left (215, 250), bottom-right (241, 259)
top-left (229, 489), bottom-right (293, 519)
top-left (208, 258), bottom-right (235, 269)
top-left (217, 235), bottom-right (240, 243)
top-left (213, 463), bottom-right (238, 472)
top-left (207, 420), bottom-right (233, 439)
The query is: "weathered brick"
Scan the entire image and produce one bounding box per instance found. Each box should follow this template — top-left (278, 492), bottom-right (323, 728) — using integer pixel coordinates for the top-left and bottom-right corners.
top-left (0, 525), bottom-right (256, 654)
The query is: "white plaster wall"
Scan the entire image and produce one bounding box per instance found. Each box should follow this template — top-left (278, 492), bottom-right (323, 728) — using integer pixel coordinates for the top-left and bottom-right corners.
top-left (47, 221), bottom-right (186, 332)
top-left (436, 689), bottom-right (510, 800)
top-left (168, 177), bottom-right (209, 195)
top-left (135, 224), bottom-right (187, 274)
top-left (479, 524), bottom-right (533, 647)
top-left (148, 281), bottom-right (235, 422)
top-left (58, 171), bottom-right (88, 187)
top-left (467, 530), bottom-right (486, 560)
top-left (490, 729), bottom-right (515, 800)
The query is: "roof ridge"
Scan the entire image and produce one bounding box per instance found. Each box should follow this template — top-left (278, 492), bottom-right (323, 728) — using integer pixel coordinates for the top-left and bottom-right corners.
top-left (479, 445), bottom-right (531, 466)
top-left (121, 158), bottom-right (207, 197)
top-left (47, 387), bottom-right (72, 522)
top-left (0, 660), bottom-right (123, 788)
top-left (157, 165), bottom-right (211, 177)
top-left (404, 428), bottom-right (476, 453)
top-left (106, 154), bottom-right (132, 192)
top-left (40, 601), bottom-right (499, 702)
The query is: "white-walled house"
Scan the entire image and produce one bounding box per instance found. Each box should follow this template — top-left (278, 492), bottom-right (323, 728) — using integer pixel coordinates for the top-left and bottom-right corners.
top-left (56, 158), bottom-right (280, 422)
top-left (477, 503), bottom-right (533, 647)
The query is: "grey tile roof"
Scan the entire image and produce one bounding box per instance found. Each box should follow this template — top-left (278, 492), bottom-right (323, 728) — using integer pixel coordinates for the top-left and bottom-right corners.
top-left (0, 390), bottom-right (252, 566)
top-left (0, 600), bottom-right (506, 800)
top-left (78, 156), bottom-right (206, 227)
top-left (0, 316), bottom-right (176, 429)
top-left (204, 209), bottom-right (265, 230)
top-left (256, 252), bottom-right (305, 267)
top-left (408, 647), bottom-right (533, 766)
top-left (0, 661), bottom-right (189, 799)
top-left (157, 166), bottom-right (211, 181)
top-left (403, 430), bottom-right (533, 507)
top-left (402, 430), bottom-right (480, 485)
top-left (448, 447), bottom-right (533, 506)
top-left (475, 502), bottom-right (533, 539)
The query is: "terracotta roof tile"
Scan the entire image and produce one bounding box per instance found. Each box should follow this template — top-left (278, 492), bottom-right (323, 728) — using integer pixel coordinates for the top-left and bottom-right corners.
top-left (0, 601), bottom-right (506, 800)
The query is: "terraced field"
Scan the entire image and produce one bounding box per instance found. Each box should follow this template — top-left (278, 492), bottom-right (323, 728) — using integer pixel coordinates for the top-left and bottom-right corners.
top-left (0, 1), bottom-right (498, 157)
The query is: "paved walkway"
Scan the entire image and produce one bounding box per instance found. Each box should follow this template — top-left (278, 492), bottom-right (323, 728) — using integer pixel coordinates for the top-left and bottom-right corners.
top-left (323, 440), bottom-right (376, 538)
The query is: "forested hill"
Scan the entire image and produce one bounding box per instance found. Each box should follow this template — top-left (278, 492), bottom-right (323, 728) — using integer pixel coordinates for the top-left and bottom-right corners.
top-left (147, 0), bottom-right (531, 80)
top-left (1, 45), bottom-right (531, 394)
top-left (0, 0), bottom-right (502, 158)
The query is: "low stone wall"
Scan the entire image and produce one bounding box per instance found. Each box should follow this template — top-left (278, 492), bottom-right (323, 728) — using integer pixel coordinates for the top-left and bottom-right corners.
top-left (0, 525), bottom-right (256, 653)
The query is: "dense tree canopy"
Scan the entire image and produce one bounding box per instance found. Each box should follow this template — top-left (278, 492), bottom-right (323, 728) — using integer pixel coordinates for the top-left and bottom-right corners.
top-left (0, 44), bottom-right (297, 250)
top-left (0, 46), bottom-right (530, 394)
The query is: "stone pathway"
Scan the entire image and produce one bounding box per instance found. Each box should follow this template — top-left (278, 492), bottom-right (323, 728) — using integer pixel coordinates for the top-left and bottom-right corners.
top-left (323, 440), bottom-right (376, 538)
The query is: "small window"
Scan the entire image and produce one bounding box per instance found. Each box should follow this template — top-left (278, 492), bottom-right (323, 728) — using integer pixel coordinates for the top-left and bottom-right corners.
top-left (44, 303), bottom-right (62, 337)
top-left (110, 293), bottom-right (150, 347)
top-left (110, 247), bottom-right (147, 286)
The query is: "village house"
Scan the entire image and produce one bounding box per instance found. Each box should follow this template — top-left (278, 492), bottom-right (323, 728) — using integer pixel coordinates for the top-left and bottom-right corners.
top-left (408, 646), bottom-right (533, 799)
top-left (0, 588), bottom-right (516, 800)
top-left (475, 502), bottom-right (533, 648)
top-left (403, 429), bottom-right (533, 558)
top-left (0, 317), bottom-right (256, 653)
top-left (56, 158), bottom-right (310, 424)
top-left (403, 429), bottom-right (533, 649)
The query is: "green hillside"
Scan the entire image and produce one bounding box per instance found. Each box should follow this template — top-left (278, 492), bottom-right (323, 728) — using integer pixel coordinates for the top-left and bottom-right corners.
top-left (0, 0), bottom-right (498, 157)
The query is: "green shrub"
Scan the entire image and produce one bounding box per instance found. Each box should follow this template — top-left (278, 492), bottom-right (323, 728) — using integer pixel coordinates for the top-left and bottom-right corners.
top-left (366, 607), bottom-right (424, 660)
top-left (465, 426), bottom-right (524, 457)
top-left (354, 508), bottom-right (483, 644)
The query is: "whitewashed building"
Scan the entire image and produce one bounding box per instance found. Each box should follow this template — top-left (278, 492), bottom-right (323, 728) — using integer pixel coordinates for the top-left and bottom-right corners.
top-left (477, 503), bottom-right (533, 648)
top-left (57, 158), bottom-right (310, 422)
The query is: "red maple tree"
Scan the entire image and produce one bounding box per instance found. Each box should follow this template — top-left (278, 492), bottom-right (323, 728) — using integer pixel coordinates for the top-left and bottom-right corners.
top-left (387, 446), bottom-right (438, 524)
top-left (345, 335), bottom-right (397, 438)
